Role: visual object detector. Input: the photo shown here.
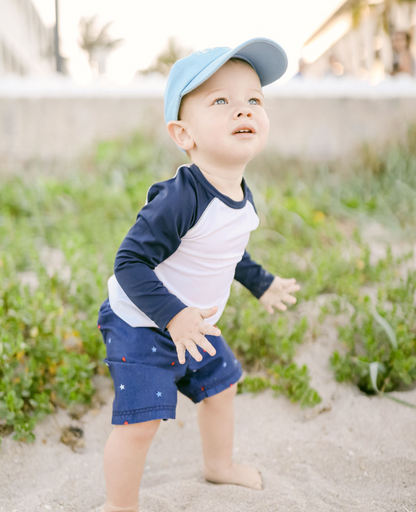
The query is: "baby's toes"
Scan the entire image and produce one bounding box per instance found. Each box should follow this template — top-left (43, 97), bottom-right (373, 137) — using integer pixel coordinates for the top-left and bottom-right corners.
top-left (253, 468), bottom-right (263, 490)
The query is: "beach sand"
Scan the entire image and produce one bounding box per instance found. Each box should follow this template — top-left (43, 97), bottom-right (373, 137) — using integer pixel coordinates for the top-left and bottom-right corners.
top-left (0, 223), bottom-right (415, 512)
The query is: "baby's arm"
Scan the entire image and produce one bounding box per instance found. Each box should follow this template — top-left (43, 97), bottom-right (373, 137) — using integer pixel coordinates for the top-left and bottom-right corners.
top-left (114, 180), bottom-right (190, 332)
top-left (234, 250), bottom-right (300, 313)
top-left (114, 173), bottom-right (220, 362)
top-left (237, 188), bottom-right (300, 311)
top-left (234, 250), bottom-right (275, 298)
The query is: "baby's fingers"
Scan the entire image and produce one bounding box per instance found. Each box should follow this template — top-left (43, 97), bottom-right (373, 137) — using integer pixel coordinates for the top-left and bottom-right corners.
top-left (199, 321), bottom-right (221, 337)
top-left (267, 302), bottom-right (287, 313)
top-left (283, 294), bottom-right (297, 304)
top-left (280, 281), bottom-right (300, 292)
top-left (275, 302), bottom-right (287, 311)
top-left (184, 340), bottom-right (204, 362)
top-left (194, 333), bottom-right (217, 357)
top-left (176, 343), bottom-right (187, 365)
top-left (280, 278), bottom-right (300, 289)
top-left (176, 340), bottom-right (202, 364)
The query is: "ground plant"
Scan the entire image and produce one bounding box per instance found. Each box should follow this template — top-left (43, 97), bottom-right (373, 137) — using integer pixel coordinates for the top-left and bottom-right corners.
top-left (0, 127), bottom-right (415, 447)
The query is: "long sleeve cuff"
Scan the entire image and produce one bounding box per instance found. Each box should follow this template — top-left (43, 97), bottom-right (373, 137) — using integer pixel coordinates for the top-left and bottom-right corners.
top-left (234, 250), bottom-right (275, 299)
top-left (154, 298), bottom-right (188, 332)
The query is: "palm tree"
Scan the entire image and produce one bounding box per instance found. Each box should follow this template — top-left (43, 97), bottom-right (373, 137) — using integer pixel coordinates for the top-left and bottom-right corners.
top-left (136, 36), bottom-right (194, 77)
top-left (78, 14), bottom-right (124, 76)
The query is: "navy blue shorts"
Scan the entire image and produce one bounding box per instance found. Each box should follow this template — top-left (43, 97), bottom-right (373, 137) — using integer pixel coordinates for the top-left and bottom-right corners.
top-left (97, 298), bottom-right (243, 425)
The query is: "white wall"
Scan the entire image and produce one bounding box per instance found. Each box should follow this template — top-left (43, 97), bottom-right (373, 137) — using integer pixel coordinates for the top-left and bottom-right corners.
top-left (1, 77), bottom-right (416, 168)
top-left (0, 0), bottom-right (55, 76)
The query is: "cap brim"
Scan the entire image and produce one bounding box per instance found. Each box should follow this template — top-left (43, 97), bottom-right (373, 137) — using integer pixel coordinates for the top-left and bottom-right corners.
top-left (181, 37), bottom-right (288, 98)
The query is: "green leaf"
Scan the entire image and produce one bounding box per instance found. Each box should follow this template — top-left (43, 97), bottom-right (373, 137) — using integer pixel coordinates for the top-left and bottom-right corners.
top-left (369, 361), bottom-right (380, 394)
top-left (371, 306), bottom-right (397, 350)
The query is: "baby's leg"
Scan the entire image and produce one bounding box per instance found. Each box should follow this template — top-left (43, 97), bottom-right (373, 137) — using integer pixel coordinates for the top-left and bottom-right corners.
top-left (102, 419), bottom-right (161, 512)
top-left (197, 384), bottom-right (263, 490)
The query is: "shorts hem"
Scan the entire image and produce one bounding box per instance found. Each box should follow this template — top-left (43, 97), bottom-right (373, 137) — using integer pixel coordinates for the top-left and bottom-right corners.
top-left (188, 365), bottom-right (243, 404)
top-left (112, 405), bottom-right (176, 425)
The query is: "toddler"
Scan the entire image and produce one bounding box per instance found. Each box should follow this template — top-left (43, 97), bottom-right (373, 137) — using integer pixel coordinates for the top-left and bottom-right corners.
top-left (93, 37), bottom-right (301, 512)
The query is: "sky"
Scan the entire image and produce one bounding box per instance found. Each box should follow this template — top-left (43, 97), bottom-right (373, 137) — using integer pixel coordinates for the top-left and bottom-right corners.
top-left (32, 0), bottom-right (346, 85)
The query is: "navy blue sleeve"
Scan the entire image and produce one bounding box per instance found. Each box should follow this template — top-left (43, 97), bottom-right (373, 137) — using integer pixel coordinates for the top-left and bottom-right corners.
top-left (234, 185), bottom-right (275, 298)
top-left (114, 170), bottom-right (197, 331)
top-left (234, 250), bottom-right (275, 299)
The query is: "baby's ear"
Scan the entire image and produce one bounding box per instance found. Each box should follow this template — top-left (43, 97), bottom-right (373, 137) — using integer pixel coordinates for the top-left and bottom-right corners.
top-left (166, 120), bottom-right (194, 152)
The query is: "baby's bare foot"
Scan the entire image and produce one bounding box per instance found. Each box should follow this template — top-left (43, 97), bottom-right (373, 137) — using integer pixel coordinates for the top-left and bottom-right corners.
top-left (203, 462), bottom-right (263, 490)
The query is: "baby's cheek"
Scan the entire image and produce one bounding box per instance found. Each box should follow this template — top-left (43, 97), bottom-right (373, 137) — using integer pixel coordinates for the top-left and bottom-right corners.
top-left (261, 114), bottom-right (270, 136)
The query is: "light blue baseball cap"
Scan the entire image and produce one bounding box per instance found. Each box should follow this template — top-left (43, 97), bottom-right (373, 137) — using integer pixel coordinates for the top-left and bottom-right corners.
top-left (164, 37), bottom-right (288, 154)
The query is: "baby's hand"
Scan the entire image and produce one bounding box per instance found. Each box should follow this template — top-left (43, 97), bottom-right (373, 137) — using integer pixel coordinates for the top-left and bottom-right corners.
top-left (259, 276), bottom-right (301, 314)
top-left (166, 306), bottom-right (221, 364)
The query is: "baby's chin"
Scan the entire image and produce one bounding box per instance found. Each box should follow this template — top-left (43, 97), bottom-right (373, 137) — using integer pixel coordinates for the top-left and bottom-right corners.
top-left (229, 136), bottom-right (265, 157)
top-left (201, 143), bottom-right (261, 165)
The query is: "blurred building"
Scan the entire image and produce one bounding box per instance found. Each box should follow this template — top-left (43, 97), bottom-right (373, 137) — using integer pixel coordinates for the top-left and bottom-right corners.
top-left (300, 0), bottom-right (416, 81)
top-left (0, 0), bottom-right (55, 76)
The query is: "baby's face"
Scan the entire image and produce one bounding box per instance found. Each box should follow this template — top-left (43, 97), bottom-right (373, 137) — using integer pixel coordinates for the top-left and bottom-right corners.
top-left (177, 59), bottom-right (270, 165)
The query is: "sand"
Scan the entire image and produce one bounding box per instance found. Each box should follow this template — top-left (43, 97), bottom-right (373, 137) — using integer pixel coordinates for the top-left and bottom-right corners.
top-left (0, 222), bottom-right (415, 512)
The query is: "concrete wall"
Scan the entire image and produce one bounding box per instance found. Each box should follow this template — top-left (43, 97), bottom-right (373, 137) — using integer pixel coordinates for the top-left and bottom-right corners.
top-left (0, 95), bottom-right (165, 163)
top-left (265, 95), bottom-right (416, 161)
top-left (1, 77), bottom-right (416, 168)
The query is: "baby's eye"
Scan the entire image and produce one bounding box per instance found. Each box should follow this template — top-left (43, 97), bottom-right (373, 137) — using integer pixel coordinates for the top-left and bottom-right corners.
top-left (213, 98), bottom-right (261, 105)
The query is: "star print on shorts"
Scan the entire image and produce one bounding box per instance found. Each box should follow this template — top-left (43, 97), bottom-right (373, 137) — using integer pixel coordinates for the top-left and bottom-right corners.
top-left (97, 296), bottom-right (244, 425)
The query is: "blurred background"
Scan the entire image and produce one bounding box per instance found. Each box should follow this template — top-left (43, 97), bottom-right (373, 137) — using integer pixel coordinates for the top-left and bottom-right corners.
top-left (1, 2), bottom-right (416, 483)
top-left (1, 0), bottom-right (416, 169)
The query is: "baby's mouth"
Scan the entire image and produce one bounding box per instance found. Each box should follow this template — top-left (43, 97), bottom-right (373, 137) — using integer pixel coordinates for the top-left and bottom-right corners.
top-left (232, 130), bottom-right (256, 138)
top-left (232, 125), bottom-right (257, 136)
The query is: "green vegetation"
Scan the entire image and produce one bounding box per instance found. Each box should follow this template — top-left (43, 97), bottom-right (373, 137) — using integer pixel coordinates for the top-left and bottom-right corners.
top-left (1, 126), bottom-right (415, 447)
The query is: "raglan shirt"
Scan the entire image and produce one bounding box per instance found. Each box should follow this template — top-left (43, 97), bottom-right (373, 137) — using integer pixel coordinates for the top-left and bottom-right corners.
top-left (107, 163), bottom-right (275, 332)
